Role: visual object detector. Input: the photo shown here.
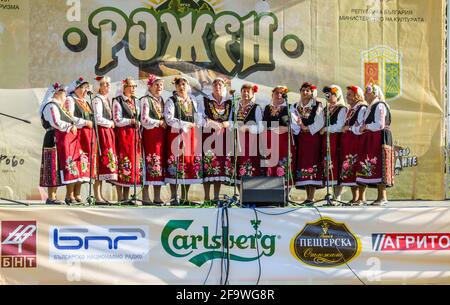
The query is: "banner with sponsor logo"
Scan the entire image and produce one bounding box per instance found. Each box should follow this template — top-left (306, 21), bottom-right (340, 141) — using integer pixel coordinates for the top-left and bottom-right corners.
top-left (1, 207), bottom-right (450, 284)
top-left (0, 0), bottom-right (446, 200)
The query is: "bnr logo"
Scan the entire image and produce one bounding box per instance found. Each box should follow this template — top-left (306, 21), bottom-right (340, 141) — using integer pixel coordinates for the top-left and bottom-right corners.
top-left (52, 227), bottom-right (145, 250)
top-left (1, 221), bottom-right (37, 268)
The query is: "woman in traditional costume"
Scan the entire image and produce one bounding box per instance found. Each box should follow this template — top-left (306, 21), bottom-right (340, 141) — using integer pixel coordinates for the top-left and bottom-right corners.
top-left (201, 77), bottom-right (232, 204)
top-left (338, 86), bottom-right (367, 205)
top-left (356, 84), bottom-right (394, 206)
top-left (39, 83), bottom-right (78, 204)
top-left (164, 76), bottom-right (204, 205)
top-left (231, 84), bottom-right (263, 185)
top-left (91, 75), bottom-right (117, 205)
top-left (320, 85), bottom-right (347, 202)
top-left (112, 77), bottom-right (141, 203)
top-left (291, 82), bottom-right (324, 205)
top-left (262, 85), bottom-right (295, 196)
top-left (140, 75), bottom-right (167, 205)
top-left (65, 77), bottom-right (95, 204)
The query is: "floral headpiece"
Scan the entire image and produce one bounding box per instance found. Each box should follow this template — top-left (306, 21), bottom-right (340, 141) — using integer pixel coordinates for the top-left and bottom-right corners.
top-left (173, 75), bottom-right (189, 85)
top-left (75, 76), bottom-right (86, 87)
top-left (147, 74), bottom-right (162, 86)
top-left (273, 85), bottom-right (289, 94)
top-left (252, 85), bottom-right (259, 93)
top-left (347, 85), bottom-right (364, 97)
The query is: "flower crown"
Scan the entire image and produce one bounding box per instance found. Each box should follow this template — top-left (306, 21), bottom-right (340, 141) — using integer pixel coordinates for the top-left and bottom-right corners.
top-left (330, 87), bottom-right (339, 95)
top-left (147, 74), bottom-right (162, 86)
top-left (75, 76), bottom-right (85, 86)
top-left (252, 85), bottom-right (259, 93)
top-left (310, 85), bottom-right (317, 91)
top-left (274, 86), bottom-right (289, 94)
top-left (95, 76), bottom-right (104, 81)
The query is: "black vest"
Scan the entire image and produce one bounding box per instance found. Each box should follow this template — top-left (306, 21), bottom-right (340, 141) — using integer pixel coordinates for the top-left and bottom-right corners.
top-left (298, 101), bottom-right (321, 126)
top-left (263, 105), bottom-right (289, 128)
top-left (71, 95), bottom-right (93, 121)
top-left (41, 102), bottom-right (73, 148)
top-left (232, 103), bottom-right (259, 125)
top-left (365, 101), bottom-right (391, 126)
top-left (325, 105), bottom-right (346, 126)
top-left (41, 102), bottom-right (72, 130)
top-left (170, 96), bottom-right (196, 123)
top-left (141, 95), bottom-right (164, 120)
top-left (113, 95), bottom-right (139, 120)
top-left (345, 104), bottom-right (367, 127)
top-left (203, 97), bottom-right (232, 123)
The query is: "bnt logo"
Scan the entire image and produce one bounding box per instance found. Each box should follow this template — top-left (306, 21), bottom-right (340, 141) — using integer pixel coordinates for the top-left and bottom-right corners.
top-left (1, 221), bottom-right (37, 268)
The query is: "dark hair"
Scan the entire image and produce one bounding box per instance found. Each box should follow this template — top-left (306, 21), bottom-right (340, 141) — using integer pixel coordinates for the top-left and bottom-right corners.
top-left (240, 83), bottom-right (253, 91)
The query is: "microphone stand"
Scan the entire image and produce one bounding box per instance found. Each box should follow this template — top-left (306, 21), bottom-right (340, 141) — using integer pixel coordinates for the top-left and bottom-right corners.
top-left (283, 94), bottom-right (295, 206)
top-left (173, 92), bottom-right (181, 206)
top-left (0, 112), bottom-right (31, 206)
top-left (312, 100), bottom-right (346, 207)
top-left (86, 92), bottom-right (101, 205)
top-left (231, 91), bottom-right (240, 206)
top-left (130, 96), bottom-right (144, 206)
top-left (0, 113), bottom-right (31, 124)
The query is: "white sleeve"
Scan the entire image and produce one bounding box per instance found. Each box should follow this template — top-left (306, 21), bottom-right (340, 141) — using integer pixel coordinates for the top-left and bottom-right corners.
top-left (193, 98), bottom-right (205, 127)
top-left (113, 99), bottom-right (132, 127)
top-left (309, 104), bottom-right (324, 135)
top-left (248, 105), bottom-right (264, 134)
top-left (366, 103), bottom-right (387, 132)
top-left (43, 104), bottom-right (72, 132)
top-left (140, 97), bottom-right (161, 129)
top-left (65, 97), bottom-right (87, 128)
top-left (290, 105), bottom-right (301, 135)
top-left (327, 107), bottom-right (347, 133)
top-left (93, 97), bottom-right (113, 128)
top-left (164, 97), bottom-right (190, 132)
top-left (350, 106), bottom-right (367, 135)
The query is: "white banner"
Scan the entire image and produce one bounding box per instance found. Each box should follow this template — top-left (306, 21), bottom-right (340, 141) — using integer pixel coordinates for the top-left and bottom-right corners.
top-left (1, 207), bottom-right (450, 284)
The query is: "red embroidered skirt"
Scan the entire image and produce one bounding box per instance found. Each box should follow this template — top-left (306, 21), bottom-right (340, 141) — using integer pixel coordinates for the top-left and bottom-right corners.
top-left (165, 127), bottom-right (203, 184)
top-left (55, 130), bottom-right (81, 184)
top-left (295, 131), bottom-right (323, 188)
top-left (142, 127), bottom-right (166, 185)
top-left (261, 130), bottom-right (295, 184)
top-left (339, 131), bottom-right (363, 186)
top-left (115, 126), bottom-right (142, 187)
top-left (202, 128), bottom-right (232, 182)
top-left (77, 127), bottom-right (97, 182)
top-left (232, 130), bottom-right (261, 183)
top-left (356, 129), bottom-right (394, 187)
top-left (97, 126), bottom-right (118, 181)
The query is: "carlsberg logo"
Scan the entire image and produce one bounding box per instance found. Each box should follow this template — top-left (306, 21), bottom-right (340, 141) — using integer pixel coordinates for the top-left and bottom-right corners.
top-left (161, 219), bottom-right (277, 267)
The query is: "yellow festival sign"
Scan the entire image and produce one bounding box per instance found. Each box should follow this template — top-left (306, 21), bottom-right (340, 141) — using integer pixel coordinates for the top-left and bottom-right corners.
top-left (0, 0), bottom-right (446, 200)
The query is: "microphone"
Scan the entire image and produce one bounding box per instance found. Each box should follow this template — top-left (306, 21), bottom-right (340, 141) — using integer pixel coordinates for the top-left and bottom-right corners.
top-left (172, 90), bottom-right (178, 96)
top-left (229, 89), bottom-right (236, 95)
top-left (282, 93), bottom-right (288, 99)
top-left (87, 90), bottom-right (93, 96)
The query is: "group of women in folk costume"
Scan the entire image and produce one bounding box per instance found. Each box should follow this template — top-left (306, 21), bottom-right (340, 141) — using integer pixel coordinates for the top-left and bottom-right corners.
top-left (39, 74), bottom-right (394, 206)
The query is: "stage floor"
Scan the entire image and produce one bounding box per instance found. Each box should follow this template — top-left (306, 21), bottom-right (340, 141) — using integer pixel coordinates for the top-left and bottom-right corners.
top-left (0, 199), bottom-right (448, 208)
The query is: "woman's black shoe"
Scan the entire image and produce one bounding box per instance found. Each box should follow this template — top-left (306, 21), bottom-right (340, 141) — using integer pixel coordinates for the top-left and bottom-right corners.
top-left (46, 199), bottom-right (65, 205)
